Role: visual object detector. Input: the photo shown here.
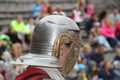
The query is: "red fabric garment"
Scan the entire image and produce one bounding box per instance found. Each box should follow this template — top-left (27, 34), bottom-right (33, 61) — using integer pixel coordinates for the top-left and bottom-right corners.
top-left (70, 11), bottom-right (74, 19)
top-left (15, 67), bottom-right (49, 80)
top-left (115, 21), bottom-right (120, 35)
top-left (41, 3), bottom-right (49, 11)
top-left (70, 10), bottom-right (83, 22)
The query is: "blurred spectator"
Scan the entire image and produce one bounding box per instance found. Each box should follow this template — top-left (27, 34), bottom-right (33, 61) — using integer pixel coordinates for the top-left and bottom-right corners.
top-left (8, 65), bottom-right (20, 80)
top-left (6, 28), bottom-right (22, 58)
top-left (11, 15), bottom-right (30, 35)
top-left (115, 21), bottom-right (120, 40)
top-left (35, 8), bottom-right (48, 23)
top-left (26, 18), bottom-right (35, 43)
top-left (47, 5), bottom-right (53, 15)
top-left (88, 22), bottom-right (101, 40)
top-left (53, 5), bottom-right (66, 16)
top-left (101, 18), bottom-right (120, 47)
top-left (6, 28), bottom-right (20, 44)
top-left (0, 34), bottom-right (11, 61)
top-left (0, 74), bottom-right (4, 80)
top-left (71, 4), bottom-right (83, 26)
top-left (0, 27), bottom-right (2, 35)
top-left (0, 61), bottom-right (8, 80)
top-left (89, 22), bottom-right (112, 50)
top-left (80, 57), bottom-right (87, 65)
top-left (35, 5), bottom-right (53, 23)
top-left (78, 0), bottom-right (86, 11)
top-left (91, 44), bottom-right (105, 66)
top-left (41, 0), bottom-right (49, 12)
top-left (85, 13), bottom-right (98, 35)
top-left (98, 60), bottom-right (115, 80)
top-left (76, 64), bottom-right (87, 80)
top-left (77, 55), bottom-right (81, 63)
top-left (0, 46), bottom-right (2, 59)
top-left (86, 4), bottom-right (94, 18)
top-left (114, 49), bottom-right (120, 61)
top-left (26, 18), bottom-right (35, 33)
top-left (81, 44), bottom-right (91, 65)
top-left (88, 61), bottom-right (99, 80)
top-left (99, 10), bottom-right (108, 23)
top-left (11, 15), bottom-right (30, 50)
top-left (109, 8), bottom-right (120, 24)
top-left (32, 0), bottom-right (42, 17)
top-left (113, 61), bottom-right (120, 80)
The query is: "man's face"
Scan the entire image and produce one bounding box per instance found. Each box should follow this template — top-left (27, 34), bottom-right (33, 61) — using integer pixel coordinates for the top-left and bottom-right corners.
top-left (1, 40), bottom-right (7, 46)
top-left (85, 47), bottom-right (91, 55)
top-left (98, 46), bottom-right (105, 54)
top-left (59, 44), bottom-right (69, 64)
top-left (92, 14), bottom-right (97, 20)
top-left (113, 9), bottom-right (118, 15)
top-left (17, 15), bottom-right (23, 22)
top-left (29, 19), bottom-right (34, 25)
top-left (56, 6), bottom-right (62, 12)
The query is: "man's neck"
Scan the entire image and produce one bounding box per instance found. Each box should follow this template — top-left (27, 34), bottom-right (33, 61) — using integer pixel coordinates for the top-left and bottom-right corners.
top-left (17, 21), bottom-right (21, 24)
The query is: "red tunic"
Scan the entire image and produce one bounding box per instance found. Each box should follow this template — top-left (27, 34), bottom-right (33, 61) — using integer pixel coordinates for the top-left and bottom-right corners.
top-left (15, 67), bottom-right (49, 80)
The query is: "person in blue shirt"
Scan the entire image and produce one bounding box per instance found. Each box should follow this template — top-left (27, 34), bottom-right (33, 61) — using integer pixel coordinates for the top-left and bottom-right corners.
top-left (81, 44), bottom-right (92, 65)
top-left (91, 44), bottom-right (105, 67)
top-left (32, 0), bottom-right (42, 16)
top-left (98, 60), bottom-right (115, 80)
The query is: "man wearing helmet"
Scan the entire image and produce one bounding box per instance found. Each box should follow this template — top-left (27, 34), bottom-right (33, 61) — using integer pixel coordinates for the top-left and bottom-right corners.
top-left (10, 15), bottom-right (81, 80)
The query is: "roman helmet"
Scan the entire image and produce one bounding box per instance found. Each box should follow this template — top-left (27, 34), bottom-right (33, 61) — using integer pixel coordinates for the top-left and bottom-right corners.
top-left (10, 15), bottom-right (82, 76)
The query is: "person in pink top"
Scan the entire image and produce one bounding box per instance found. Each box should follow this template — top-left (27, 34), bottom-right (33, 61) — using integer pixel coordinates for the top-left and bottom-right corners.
top-left (86, 4), bottom-right (94, 18)
top-left (101, 18), bottom-right (119, 47)
top-left (101, 20), bottom-right (115, 37)
top-left (41, 0), bottom-right (49, 12)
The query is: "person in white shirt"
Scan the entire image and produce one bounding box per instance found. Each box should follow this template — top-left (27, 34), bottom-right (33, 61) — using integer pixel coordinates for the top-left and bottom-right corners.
top-left (53, 5), bottom-right (66, 16)
top-left (71, 4), bottom-right (83, 26)
top-left (109, 8), bottom-right (120, 24)
top-left (26, 18), bottom-right (35, 42)
top-left (26, 18), bottom-right (35, 33)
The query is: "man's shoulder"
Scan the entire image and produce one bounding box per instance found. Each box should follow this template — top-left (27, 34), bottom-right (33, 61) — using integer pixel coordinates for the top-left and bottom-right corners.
top-left (11, 20), bottom-right (18, 24)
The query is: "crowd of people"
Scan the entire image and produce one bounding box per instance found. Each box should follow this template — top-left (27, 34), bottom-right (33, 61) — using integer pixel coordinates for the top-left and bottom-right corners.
top-left (0, 0), bottom-right (120, 80)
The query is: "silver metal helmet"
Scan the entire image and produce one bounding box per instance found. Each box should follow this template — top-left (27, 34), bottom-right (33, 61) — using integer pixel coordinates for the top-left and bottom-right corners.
top-left (10, 15), bottom-right (82, 76)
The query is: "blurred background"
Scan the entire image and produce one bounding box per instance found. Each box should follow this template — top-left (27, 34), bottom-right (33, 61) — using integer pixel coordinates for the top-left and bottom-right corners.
top-left (0, 0), bottom-right (120, 80)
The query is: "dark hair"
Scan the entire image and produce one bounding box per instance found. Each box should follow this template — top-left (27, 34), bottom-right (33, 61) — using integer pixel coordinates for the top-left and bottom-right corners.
top-left (97, 44), bottom-right (104, 48)
top-left (47, 5), bottom-right (53, 15)
top-left (0, 27), bottom-right (2, 31)
top-left (113, 7), bottom-right (118, 10)
top-left (91, 12), bottom-right (97, 17)
top-left (99, 10), bottom-right (108, 20)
